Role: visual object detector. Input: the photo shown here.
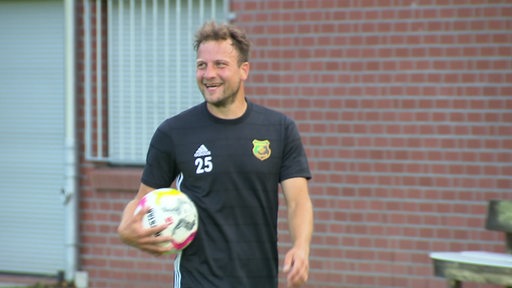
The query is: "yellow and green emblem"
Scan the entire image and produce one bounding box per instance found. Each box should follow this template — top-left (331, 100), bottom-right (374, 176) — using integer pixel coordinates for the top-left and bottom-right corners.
top-left (252, 139), bottom-right (271, 161)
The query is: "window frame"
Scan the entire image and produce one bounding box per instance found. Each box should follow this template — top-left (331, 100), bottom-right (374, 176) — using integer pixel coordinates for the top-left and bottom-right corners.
top-left (83, 0), bottom-right (233, 164)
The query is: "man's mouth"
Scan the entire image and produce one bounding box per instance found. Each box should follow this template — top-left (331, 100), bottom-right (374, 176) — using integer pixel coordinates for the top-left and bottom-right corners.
top-left (204, 83), bottom-right (221, 88)
top-left (204, 83), bottom-right (222, 93)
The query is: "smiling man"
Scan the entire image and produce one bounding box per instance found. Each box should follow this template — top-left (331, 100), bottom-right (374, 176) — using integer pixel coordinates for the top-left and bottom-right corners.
top-left (118, 21), bottom-right (314, 288)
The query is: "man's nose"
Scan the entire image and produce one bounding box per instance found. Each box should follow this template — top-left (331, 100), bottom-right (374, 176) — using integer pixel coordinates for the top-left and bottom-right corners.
top-left (202, 65), bottom-right (216, 79)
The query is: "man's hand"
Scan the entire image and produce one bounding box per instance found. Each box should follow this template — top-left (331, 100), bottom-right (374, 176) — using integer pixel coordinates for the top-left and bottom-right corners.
top-left (117, 204), bottom-right (174, 256)
top-left (283, 246), bottom-right (309, 287)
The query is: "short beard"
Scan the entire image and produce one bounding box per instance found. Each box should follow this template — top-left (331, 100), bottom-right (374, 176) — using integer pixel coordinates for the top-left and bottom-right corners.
top-left (204, 80), bottom-right (242, 109)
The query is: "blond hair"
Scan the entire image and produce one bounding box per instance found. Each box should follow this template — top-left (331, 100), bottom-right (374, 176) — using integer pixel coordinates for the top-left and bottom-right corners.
top-left (194, 21), bottom-right (251, 65)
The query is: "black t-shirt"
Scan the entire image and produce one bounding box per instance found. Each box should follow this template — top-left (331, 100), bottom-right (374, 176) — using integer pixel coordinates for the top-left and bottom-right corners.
top-left (141, 100), bottom-right (311, 288)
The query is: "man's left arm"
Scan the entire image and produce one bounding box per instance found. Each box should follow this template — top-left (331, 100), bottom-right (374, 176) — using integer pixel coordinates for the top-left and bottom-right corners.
top-left (281, 177), bottom-right (314, 287)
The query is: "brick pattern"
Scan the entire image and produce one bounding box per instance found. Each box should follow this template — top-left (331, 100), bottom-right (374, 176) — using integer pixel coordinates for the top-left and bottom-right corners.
top-left (75, 1), bottom-right (512, 288)
top-left (235, 1), bottom-right (512, 287)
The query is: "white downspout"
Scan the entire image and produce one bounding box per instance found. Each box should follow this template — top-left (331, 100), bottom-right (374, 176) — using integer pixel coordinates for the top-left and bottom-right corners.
top-left (64, 0), bottom-right (78, 283)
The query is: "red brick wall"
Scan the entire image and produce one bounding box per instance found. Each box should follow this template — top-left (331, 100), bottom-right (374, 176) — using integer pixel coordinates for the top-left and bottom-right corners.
top-left (77, 1), bottom-right (512, 288)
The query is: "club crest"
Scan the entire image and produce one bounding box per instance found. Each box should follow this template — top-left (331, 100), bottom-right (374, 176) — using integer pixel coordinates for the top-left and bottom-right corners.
top-left (252, 139), bottom-right (271, 161)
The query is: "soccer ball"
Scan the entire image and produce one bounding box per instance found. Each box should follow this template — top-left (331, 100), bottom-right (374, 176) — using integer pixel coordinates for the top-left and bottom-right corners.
top-left (134, 188), bottom-right (198, 254)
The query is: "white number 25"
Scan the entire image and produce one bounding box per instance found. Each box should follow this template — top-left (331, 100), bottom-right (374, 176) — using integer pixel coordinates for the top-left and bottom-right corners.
top-left (195, 156), bottom-right (213, 174)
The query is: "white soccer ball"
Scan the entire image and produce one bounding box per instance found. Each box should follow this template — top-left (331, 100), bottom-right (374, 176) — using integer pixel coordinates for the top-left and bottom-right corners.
top-left (134, 188), bottom-right (198, 254)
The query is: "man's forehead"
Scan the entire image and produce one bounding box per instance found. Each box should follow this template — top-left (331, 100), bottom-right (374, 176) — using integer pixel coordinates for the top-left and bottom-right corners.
top-left (196, 40), bottom-right (238, 59)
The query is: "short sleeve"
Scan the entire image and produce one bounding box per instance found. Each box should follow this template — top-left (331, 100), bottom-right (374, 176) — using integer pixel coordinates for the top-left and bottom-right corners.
top-left (279, 118), bottom-right (311, 182)
top-left (141, 125), bottom-right (179, 188)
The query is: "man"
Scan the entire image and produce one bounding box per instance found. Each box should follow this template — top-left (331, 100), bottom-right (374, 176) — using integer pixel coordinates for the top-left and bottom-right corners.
top-left (118, 21), bottom-right (313, 288)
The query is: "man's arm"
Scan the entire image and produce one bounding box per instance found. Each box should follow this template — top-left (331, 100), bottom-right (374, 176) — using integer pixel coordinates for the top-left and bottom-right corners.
top-left (117, 183), bottom-right (174, 256)
top-left (281, 177), bottom-right (314, 287)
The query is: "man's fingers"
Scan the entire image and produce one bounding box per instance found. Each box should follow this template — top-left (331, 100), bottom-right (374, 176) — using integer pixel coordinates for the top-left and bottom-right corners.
top-left (283, 251), bottom-right (294, 272)
top-left (133, 207), bottom-right (171, 238)
top-left (287, 261), bottom-right (307, 287)
top-left (145, 222), bottom-right (170, 235)
top-left (284, 250), bottom-right (309, 288)
top-left (139, 224), bottom-right (172, 242)
top-left (133, 205), bottom-right (150, 221)
top-left (140, 234), bottom-right (176, 256)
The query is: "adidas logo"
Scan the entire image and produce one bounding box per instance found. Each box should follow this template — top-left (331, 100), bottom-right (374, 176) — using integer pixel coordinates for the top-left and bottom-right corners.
top-left (194, 144), bottom-right (211, 157)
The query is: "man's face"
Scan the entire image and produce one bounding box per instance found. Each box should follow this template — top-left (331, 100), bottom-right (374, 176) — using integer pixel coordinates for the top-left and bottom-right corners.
top-left (196, 40), bottom-right (249, 108)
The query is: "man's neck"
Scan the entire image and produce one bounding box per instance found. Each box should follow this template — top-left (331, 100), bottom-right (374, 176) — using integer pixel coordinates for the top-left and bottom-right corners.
top-left (207, 97), bottom-right (248, 120)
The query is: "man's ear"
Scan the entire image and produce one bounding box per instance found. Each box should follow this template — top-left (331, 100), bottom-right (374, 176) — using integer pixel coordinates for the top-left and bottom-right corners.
top-left (240, 62), bottom-right (250, 80)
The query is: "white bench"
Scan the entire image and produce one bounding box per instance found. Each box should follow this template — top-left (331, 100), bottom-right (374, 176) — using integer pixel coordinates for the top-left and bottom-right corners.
top-left (430, 200), bottom-right (512, 288)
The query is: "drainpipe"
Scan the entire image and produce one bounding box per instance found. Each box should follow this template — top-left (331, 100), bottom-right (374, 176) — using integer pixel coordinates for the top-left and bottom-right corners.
top-left (63, 0), bottom-right (78, 283)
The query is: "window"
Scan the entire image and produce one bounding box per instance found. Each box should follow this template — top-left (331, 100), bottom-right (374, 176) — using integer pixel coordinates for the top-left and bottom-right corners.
top-left (84, 0), bottom-right (230, 164)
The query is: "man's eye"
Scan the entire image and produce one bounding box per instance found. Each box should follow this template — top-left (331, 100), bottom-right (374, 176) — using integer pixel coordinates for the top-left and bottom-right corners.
top-left (197, 63), bottom-right (206, 69)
